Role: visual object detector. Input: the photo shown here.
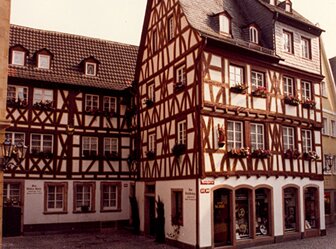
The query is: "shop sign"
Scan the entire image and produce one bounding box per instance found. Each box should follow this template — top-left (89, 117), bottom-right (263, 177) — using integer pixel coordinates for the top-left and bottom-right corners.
top-left (185, 188), bottom-right (196, 200)
top-left (200, 180), bottom-right (214, 185)
top-left (200, 188), bottom-right (210, 194)
top-left (26, 184), bottom-right (42, 195)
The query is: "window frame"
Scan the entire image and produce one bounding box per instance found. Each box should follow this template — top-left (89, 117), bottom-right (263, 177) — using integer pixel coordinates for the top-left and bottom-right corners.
top-left (301, 129), bottom-right (312, 152)
top-left (6, 132), bottom-right (25, 145)
top-left (219, 13), bottom-right (231, 35)
top-left (100, 182), bottom-right (121, 212)
top-left (38, 54), bottom-right (51, 69)
top-left (147, 82), bottom-right (155, 102)
top-left (250, 123), bottom-right (265, 151)
top-left (44, 182), bottom-right (68, 214)
top-left (321, 81), bottom-right (327, 97)
top-left (171, 189), bottom-right (183, 226)
top-left (175, 64), bottom-right (186, 85)
top-left (322, 118), bottom-right (329, 136)
top-left (30, 133), bottom-right (53, 154)
top-left (227, 120), bottom-right (243, 150)
top-left (301, 37), bottom-right (311, 59)
top-left (3, 181), bottom-right (23, 207)
top-left (283, 76), bottom-right (295, 96)
top-left (7, 85), bottom-right (28, 103)
top-left (33, 88), bottom-right (53, 104)
top-left (282, 126), bottom-right (295, 151)
top-left (229, 65), bottom-right (244, 86)
top-left (103, 96), bottom-right (117, 113)
top-left (301, 81), bottom-right (312, 100)
top-left (177, 119), bottom-right (187, 145)
top-left (85, 94), bottom-right (99, 112)
top-left (73, 182), bottom-right (95, 213)
top-left (152, 29), bottom-right (158, 52)
top-left (148, 132), bottom-right (156, 152)
top-left (82, 136), bottom-right (98, 158)
top-left (85, 62), bottom-right (97, 76)
top-left (331, 120), bottom-right (336, 137)
top-left (167, 15), bottom-right (175, 41)
top-left (283, 186), bottom-right (300, 232)
top-left (104, 137), bottom-right (118, 158)
top-left (283, 30), bottom-right (293, 54)
top-left (251, 70), bottom-right (265, 90)
top-left (249, 26), bottom-right (259, 44)
top-left (11, 50), bottom-right (25, 66)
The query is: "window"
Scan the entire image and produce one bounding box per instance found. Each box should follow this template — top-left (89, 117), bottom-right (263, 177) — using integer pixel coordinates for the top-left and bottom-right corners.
top-left (301, 81), bottom-right (312, 100)
top-left (168, 16), bottom-right (174, 40)
top-left (251, 71), bottom-right (265, 90)
top-left (283, 76), bottom-right (294, 96)
top-left (104, 137), bottom-right (118, 157)
top-left (33, 88), bottom-right (53, 104)
top-left (147, 83), bottom-right (155, 102)
top-left (219, 14), bottom-right (230, 34)
top-left (322, 118), bottom-right (329, 135)
top-left (7, 85), bottom-right (28, 103)
top-left (235, 188), bottom-right (251, 239)
top-left (31, 134), bottom-right (53, 154)
top-left (283, 126), bottom-right (295, 151)
top-left (103, 96), bottom-right (116, 113)
top-left (3, 182), bottom-right (21, 207)
top-left (331, 120), bottom-right (336, 137)
top-left (250, 123), bottom-right (264, 151)
top-left (177, 120), bottom-right (187, 145)
top-left (82, 137), bottom-right (98, 157)
top-left (6, 132), bottom-right (25, 145)
top-left (283, 30), bottom-right (293, 54)
top-left (301, 37), bottom-right (311, 59)
top-left (304, 187), bottom-right (318, 229)
top-left (152, 29), bottom-right (157, 52)
top-left (229, 65), bottom-right (244, 86)
top-left (227, 121), bottom-right (243, 150)
top-left (38, 54), bottom-right (51, 69)
top-left (44, 182), bottom-right (67, 213)
top-left (85, 62), bottom-right (97, 76)
top-left (101, 182), bottom-right (121, 211)
top-left (321, 81), bottom-right (327, 97)
top-left (255, 188), bottom-right (270, 236)
top-left (74, 182), bottom-right (95, 212)
top-left (11, 50), bottom-right (25, 66)
top-left (249, 26), bottom-right (258, 44)
top-left (176, 65), bottom-right (186, 85)
top-left (85, 94), bottom-right (99, 112)
top-left (302, 129), bottom-right (312, 152)
top-left (171, 189), bottom-right (183, 225)
top-left (148, 133), bottom-right (156, 152)
top-left (284, 187), bottom-right (299, 232)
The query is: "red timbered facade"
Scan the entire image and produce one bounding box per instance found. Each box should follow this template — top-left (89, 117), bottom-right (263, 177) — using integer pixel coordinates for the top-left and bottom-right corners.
top-left (136, 0), bottom-right (325, 248)
top-left (4, 25), bottom-right (138, 235)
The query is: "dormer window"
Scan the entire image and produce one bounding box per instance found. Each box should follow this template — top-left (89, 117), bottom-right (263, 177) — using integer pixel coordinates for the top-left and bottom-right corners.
top-left (85, 62), bottom-right (97, 76)
top-left (12, 50), bottom-right (25, 66)
top-left (219, 12), bottom-right (231, 35)
top-left (285, 0), bottom-right (292, 13)
top-left (38, 54), bottom-right (51, 69)
top-left (249, 26), bottom-right (259, 44)
top-left (81, 56), bottom-right (100, 77)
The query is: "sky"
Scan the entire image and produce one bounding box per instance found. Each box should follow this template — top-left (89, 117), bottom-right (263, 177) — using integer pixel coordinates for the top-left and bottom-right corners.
top-left (9, 0), bottom-right (336, 58)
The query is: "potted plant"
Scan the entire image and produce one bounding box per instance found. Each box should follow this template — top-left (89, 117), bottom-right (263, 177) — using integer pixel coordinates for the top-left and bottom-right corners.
top-left (302, 98), bottom-right (316, 109)
top-left (284, 95), bottom-right (300, 106)
top-left (146, 150), bottom-right (156, 160)
top-left (227, 147), bottom-right (249, 158)
top-left (284, 148), bottom-right (301, 159)
top-left (81, 205), bottom-right (90, 212)
top-left (251, 148), bottom-right (272, 159)
top-left (174, 81), bottom-right (185, 91)
top-left (172, 143), bottom-right (186, 157)
top-left (230, 83), bottom-right (248, 94)
top-left (252, 86), bottom-right (268, 98)
top-left (145, 98), bottom-right (154, 107)
top-left (217, 125), bottom-right (225, 147)
top-left (303, 151), bottom-right (319, 161)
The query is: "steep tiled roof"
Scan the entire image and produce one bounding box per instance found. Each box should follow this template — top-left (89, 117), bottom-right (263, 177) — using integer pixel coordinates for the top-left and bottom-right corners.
top-left (8, 25), bottom-right (138, 90)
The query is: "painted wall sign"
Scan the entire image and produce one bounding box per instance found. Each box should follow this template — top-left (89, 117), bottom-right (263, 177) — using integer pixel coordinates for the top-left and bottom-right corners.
top-left (200, 188), bottom-right (210, 194)
top-left (201, 180), bottom-right (215, 185)
top-left (185, 188), bottom-right (196, 200)
top-left (26, 184), bottom-right (42, 195)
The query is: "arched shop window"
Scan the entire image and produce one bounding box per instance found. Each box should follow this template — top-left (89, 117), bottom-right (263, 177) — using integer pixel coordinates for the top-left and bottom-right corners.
top-left (255, 188), bottom-right (271, 236)
top-left (235, 188), bottom-right (252, 240)
top-left (284, 187), bottom-right (299, 232)
top-left (304, 187), bottom-right (319, 229)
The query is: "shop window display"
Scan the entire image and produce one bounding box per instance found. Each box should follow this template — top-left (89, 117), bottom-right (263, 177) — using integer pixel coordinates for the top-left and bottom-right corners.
top-left (235, 189), bottom-right (250, 239)
top-left (255, 188), bottom-right (270, 236)
top-left (304, 187), bottom-right (318, 229)
top-left (284, 187), bottom-right (298, 231)
top-left (325, 192), bottom-right (331, 215)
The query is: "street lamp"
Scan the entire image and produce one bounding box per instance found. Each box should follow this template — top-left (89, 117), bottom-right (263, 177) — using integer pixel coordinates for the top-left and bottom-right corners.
top-left (0, 138), bottom-right (28, 171)
top-left (323, 155), bottom-right (333, 173)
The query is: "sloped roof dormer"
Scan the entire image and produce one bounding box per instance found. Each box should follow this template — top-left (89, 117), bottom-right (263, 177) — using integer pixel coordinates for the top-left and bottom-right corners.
top-left (34, 48), bottom-right (54, 69)
top-left (9, 44), bottom-right (29, 66)
top-left (217, 11), bottom-right (232, 37)
top-left (81, 56), bottom-right (101, 76)
top-left (278, 0), bottom-right (292, 13)
top-left (248, 23), bottom-right (261, 44)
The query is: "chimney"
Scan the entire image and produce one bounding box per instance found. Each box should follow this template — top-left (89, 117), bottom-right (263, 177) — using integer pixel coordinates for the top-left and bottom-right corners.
top-left (269, 0), bottom-right (277, 6)
top-left (285, 0), bottom-right (292, 12)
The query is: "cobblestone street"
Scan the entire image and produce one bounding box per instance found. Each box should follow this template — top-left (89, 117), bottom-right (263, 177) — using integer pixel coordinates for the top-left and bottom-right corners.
top-left (3, 226), bottom-right (336, 249)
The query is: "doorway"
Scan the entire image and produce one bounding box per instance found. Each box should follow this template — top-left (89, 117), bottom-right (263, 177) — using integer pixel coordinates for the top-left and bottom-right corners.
top-left (144, 183), bottom-right (156, 236)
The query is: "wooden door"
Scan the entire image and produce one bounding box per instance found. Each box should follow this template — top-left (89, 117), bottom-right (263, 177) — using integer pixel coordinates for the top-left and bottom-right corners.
top-left (214, 189), bottom-right (232, 246)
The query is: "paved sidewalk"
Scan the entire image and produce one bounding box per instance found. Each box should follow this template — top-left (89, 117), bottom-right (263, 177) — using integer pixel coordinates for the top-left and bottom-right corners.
top-left (3, 230), bottom-right (177, 249)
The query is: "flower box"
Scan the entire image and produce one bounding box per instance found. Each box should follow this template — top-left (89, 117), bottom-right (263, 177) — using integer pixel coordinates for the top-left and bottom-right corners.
top-left (252, 86), bottom-right (268, 98)
top-left (284, 149), bottom-right (301, 159)
top-left (145, 98), bottom-right (154, 107)
top-left (230, 83), bottom-right (248, 94)
top-left (172, 143), bottom-right (186, 157)
top-left (85, 107), bottom-right (99, 115)
top-left (81, 205), bottom-right (90, 212)
top-left (174, 81), bottom-right (185, 91)
top-left (105, 151), bottom-right (119, 159)
top-left (33, 100), bottom-right (54, 110)
top-left (146, 150), bottom-right (156, 160)
top-left (251, 149), bottom-right (271, 159)
top-left (303, 151), bottom-right (319, 161)
top-left (284, 95), bottom-right (300, 106)
top-left (227, 147), bottom-right (249, 158)
top-left (302, 99), bottom-right (316, 109)
top-left (30, 150), bottom-right (53, 158)
top-left (7, 98), bottom-right (28, 108)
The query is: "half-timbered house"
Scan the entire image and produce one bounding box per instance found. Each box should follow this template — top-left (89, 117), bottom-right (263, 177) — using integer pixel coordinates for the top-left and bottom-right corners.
top-left (135, 0), bottom-right (325, 248)
top-left (3, 25), bottom-right (138, 235)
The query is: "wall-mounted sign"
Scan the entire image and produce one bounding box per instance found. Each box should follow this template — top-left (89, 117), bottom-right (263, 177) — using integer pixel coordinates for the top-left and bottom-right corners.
top-left (201, 180), bottom-right (214, 185)
top-left (26, 184), bottom-right (42, 195)
top-left (185, 188), bottom-right (196, 200)
top-left (200, 188), bottom-right (210, 194)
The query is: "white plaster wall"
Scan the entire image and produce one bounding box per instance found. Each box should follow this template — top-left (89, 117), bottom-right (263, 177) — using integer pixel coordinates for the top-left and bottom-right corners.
top-left (198, 176), bottom-right (324, 248)
top-left (24, 180), bottom-right (132, 225)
